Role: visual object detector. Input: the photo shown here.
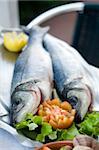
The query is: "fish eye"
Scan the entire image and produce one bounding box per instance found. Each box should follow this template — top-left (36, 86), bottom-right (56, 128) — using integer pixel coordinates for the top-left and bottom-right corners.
top-left (14, 98), bottom-right (22, 105)
top-left (12, 98), bottom-right (24, 113)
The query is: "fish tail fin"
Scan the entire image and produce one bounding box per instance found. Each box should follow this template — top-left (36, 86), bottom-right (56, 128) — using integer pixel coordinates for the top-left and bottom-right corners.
top-left (31, 25), bottom-right (49, 35)
top-left (23, 25), bottom-right (49, 40)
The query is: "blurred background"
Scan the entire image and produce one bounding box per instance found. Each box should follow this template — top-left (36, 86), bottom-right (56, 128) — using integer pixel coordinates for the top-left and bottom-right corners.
top-left (0, 0), bottom-right (99, 66)
top-left (0, 0), bottom-right (98, 43)
top-left (0, 1), bottom-right (98, 26)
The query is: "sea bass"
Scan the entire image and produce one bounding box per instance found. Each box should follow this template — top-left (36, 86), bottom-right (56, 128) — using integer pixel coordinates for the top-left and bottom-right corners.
top-left (10, 27), bottom-right (53, 124)
top-left (44, 34), bottom-right (99, 122)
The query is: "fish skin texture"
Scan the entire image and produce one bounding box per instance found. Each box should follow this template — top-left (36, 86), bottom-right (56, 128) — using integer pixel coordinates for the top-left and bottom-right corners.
top-left (44, 34), bottom-right (99, 122)
top-left (10, 26), bottom-right (53, 124)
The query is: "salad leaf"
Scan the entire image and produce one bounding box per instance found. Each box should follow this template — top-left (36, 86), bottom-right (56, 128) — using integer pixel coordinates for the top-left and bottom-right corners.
top-left (79, 112), bottom-right (99, 137)
top-left (41, 122), bottom-right (52, 136)
top-left (25, 113), bottom-right (34, 121)
top-left (32, 115), bottom-right (43, 125)
top-left (15, 113), bottom-right (79, 143)
top-left (20, 129), bottom-right (37, 140)
top-left (62, 123), bottom-right (79, 140)
top-left (28, 123), bottom-right (38, 131)
top-left (48, 131), bottom-right (57, 140)
top-left (36, 134), bottom-right (45, 142)
top-left (16, 114), bottom-right (42, 129)
top-left (25, 114), bottom-right (43, 125)
top-left (16, 120), bottom-right (29, 129)
top-left (57, 123), bottom-right (79, 140)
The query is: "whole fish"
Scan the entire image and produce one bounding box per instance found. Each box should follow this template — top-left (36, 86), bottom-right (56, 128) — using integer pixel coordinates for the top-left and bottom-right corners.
top-left (10, 26), bottom-right (53, 124)
top-left (44, 34), bottom-right (99, 122)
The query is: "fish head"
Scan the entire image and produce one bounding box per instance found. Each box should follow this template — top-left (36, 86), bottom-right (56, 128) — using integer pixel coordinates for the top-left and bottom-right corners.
top-left (62, 78), bottom-right (92, 122)
top-left (10, 82), bottom-right (41, 124)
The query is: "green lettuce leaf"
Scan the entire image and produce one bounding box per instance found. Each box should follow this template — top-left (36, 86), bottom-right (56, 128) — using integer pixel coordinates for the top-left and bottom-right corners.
top-left (41, 122), bottom-right (52, 136)
top-left (62, 123), bottom-right (79, 140)
top-left (57, 123), bottom-right (79, 140)
top-left (32, 115), bottom-right (42, 125)
top-left (79, 112), bottom-right (99, 137)
top-left (16, 120), bottom-right (29, 129)
top-left (36, 134), bottom-right (45, 143)
top-left (48, 131), bottom-right (57, 140)
top-left (15, 113), bottom-right (80, 143)
top-left (28, 123), bottom-right (38, 131)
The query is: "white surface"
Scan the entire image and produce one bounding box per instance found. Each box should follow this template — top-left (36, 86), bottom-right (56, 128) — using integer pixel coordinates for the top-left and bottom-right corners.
top-left (0, 128), bottom-right (32, 150)
top-left (0, 37), bottom-right (18, 122)
top-left (0, 120), bottom-right (42, 148)
top-left (0, 0), bottom-right (19, 28)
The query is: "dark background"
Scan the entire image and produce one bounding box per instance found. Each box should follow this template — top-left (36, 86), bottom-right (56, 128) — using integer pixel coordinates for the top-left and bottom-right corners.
top-left (18, 0), bottom-right (99, 67)
top-left (18, 0), bottom-right (81, 25)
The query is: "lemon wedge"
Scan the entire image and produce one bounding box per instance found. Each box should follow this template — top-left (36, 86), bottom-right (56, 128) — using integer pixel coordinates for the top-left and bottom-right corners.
top-left (3, 32), bottom-right (28, 52)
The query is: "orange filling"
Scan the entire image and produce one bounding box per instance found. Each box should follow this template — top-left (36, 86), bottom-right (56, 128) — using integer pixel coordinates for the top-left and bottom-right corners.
top-left (38, 98), bottom-right (76, 129)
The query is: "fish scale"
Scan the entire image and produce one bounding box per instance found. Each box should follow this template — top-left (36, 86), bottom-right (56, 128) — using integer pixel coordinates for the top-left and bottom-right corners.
top-left (44, 34), bottom-right (99, 122)
top-left (10, 26), bottom-right (53, 124)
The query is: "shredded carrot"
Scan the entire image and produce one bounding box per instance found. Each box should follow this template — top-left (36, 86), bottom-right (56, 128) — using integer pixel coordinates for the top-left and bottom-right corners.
top-left (38, 98), bottom-right (75, 129)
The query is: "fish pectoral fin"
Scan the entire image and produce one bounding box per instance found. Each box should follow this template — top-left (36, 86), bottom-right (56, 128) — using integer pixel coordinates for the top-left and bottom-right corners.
top-left (36, 81), bottom-right (52, 100)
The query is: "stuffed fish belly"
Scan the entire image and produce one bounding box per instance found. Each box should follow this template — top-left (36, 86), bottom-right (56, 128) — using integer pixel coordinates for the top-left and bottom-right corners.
top-left (44, 34), bottom-right (92, 122)
top-left (10, 27), bottom-right (53, 124)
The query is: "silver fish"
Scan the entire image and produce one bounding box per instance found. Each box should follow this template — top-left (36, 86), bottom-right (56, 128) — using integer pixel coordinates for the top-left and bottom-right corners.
top-left (44, 34), bottom-right (99, 122)
top-left (10, 26), bottom-right (53, 124)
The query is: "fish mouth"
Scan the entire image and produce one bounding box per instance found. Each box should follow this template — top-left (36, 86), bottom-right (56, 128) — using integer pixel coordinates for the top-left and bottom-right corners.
top-left (66, 96), bottom-right (82, 123)
top-left (11, 91), bottom-right (38, 125)
top-left (10, 101), bottom-right (25, 125)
